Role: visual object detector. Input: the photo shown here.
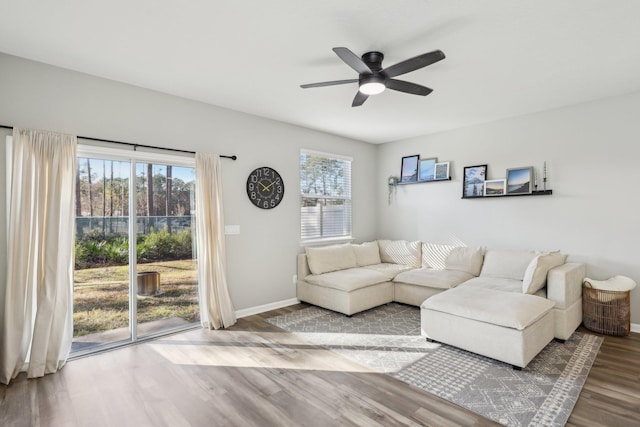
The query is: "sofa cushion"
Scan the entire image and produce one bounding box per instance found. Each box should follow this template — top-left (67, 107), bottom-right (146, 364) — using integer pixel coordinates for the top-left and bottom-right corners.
top-left (394, 268), bottom-right (474, 290)
top-left (422, 287), bottom-right (555, 330)
top-left (304, 268), bottom-right (389, 292)
top-left (522, 251), bottom-right (568, 294)
top-left (445, 246), bottom-right (484, 276)
top-left (351, 241), bottom-right (382, 267)
top-left (421, 242), bottom-right (456, 269)
top-left (362, 263), bottom-right (414, 281)
top-left (305, 244), bottom-right (357, 275)
top-left (458, 276), bottom-right (523, 293)
top-left (377, 240), bottom-right (421, 268)
top-left (480, 249), bottom-right (539, 281)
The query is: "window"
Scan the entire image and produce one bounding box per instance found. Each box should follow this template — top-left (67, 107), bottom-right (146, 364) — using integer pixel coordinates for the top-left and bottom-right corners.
top-left (300, 150), bottom-right (352, 242)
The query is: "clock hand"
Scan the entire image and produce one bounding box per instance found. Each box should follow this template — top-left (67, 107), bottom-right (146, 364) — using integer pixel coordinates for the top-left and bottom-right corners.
top-left (264, 181), bottom-right (276, 191)
top-left (259, 182), bottom-right (268, 191)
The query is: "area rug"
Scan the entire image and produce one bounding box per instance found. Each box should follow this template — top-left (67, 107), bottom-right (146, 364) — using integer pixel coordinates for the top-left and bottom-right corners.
top-left (267, 303), bottom-right (603, 427)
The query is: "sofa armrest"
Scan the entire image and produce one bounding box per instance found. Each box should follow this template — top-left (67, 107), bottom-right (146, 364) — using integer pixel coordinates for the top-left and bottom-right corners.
top-left (297, 253), bottom-right (311, 279)
top-left (546, 262), bottom-right (585, 309)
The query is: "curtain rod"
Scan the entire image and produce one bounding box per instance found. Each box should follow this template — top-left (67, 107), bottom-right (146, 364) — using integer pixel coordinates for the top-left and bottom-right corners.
top-left (0, 124), bottom-right (237, 160)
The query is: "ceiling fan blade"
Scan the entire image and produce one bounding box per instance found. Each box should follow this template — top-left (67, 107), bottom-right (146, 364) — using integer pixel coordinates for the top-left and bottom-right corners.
top-left (333, 47), bottom-right (372, 75)
top-left (383, 50), bottom-right (445, 78)
top-left (300, 79), bottom-right (358, 89)
top-left (352, 91), bottom-right (369, 107)
top-left (386, 79), bottom-right (433, 96)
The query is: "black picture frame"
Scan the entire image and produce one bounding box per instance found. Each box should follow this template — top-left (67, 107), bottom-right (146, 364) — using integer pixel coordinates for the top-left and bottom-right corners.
top-left (400, 155), bottom-right (419, 183)
top-left (462, 164), bottom-right (487, 198)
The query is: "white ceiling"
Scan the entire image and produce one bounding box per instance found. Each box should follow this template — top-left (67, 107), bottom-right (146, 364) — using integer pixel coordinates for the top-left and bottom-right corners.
top-left (1, 1), bottom-right (640, 144)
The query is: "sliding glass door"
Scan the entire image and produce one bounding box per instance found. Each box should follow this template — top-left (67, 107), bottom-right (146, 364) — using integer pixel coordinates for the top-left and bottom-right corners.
top-left (72, 147), bottom-right (198, 354)
top-left (73, 157), bottom-right (131, 351)
top-left (134, 162), bottom-right (199, 338)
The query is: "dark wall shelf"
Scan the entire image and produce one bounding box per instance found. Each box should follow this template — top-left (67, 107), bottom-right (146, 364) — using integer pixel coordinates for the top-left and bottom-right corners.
top-left (462, 190), bottom-right (552, 199)
top-left (397, 177), bottom-right (452, 186)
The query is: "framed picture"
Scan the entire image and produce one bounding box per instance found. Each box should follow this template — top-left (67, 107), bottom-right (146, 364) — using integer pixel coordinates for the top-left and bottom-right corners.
top-left (484, 179), bottom-right (506, 196)
top-left (462, 164), bottom-right (487, 198)
top-left (400, 155), bottom-right (419, 183)
top-left (506, 166), bottom-right (533, 195)
top-left (418, 157), bottom-right (437, 182)
top-left (434, 162), bottom-right (450, 180)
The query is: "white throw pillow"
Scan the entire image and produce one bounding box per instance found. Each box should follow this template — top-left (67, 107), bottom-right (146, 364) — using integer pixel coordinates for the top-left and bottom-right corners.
top-left (351, 241), bottom-right (382, 266)
top-left (522, 251), bottom-right (567, 294)
top-left (445, 246), bottom-right (484, 276)
top-left (480, 249), bottom-right (539, 281)
top-left (421, 242), bottom-right (456, 269)
top-left (305, 244), bottom-right (357, 275)
top-left (377, 240), bottom-right (422, 268)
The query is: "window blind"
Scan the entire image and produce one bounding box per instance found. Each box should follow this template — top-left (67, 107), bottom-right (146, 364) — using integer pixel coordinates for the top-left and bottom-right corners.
top-left (300, 150), bottom-right (352, 241)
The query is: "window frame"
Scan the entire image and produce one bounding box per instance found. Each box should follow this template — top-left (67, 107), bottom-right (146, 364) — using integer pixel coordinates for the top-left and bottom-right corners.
top-left (299, 149), bottom-right (353, 246)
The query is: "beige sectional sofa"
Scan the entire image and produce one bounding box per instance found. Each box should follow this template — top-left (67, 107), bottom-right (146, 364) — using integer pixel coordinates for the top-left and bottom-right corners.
top-left (296, 240), bottom-right (586, 368)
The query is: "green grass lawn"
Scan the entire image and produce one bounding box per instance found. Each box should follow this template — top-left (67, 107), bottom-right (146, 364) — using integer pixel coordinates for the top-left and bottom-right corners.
top-left (73, 260), bottom-right (199, 337)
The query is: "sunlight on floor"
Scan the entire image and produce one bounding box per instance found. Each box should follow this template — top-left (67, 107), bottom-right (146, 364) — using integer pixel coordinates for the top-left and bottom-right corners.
top-left (148, 329), bottom-right (439, 373)
top-left (147, 330), bottom-right (370, 372)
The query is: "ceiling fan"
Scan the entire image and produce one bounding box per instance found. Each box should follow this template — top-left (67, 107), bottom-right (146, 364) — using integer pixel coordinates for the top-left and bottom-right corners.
top-left (301, 47), bottom-right (445, 107)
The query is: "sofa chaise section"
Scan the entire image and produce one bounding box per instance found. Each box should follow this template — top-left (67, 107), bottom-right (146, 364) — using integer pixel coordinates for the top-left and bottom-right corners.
top-left (421, 287), bottom-right (556, 368)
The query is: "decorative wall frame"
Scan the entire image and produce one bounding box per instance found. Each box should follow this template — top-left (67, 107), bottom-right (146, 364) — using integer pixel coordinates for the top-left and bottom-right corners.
top-left (506, 166), bottom-right (533, 195)
top-left (400, 155), bottom-right (419, 183)
top-left (418, 157), bottom-right (437, 182)
top-left (434, 162), bottom-right (450, 180)
top-left (484, 179), bottom-right (506, 196)
top-left (462, 164), bottom-right (487, 198)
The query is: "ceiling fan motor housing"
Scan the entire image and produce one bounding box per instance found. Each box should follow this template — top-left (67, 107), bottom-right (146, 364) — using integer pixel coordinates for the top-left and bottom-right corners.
top-left (361, 51), bottom-right (384, 72)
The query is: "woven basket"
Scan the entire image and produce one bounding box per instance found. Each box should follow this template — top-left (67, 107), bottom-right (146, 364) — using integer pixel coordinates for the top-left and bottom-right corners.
top-left (582, 286), bottom-right (630, 336)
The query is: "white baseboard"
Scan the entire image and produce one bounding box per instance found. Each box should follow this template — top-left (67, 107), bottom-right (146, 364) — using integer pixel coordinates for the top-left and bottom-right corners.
top-left (631, 323), bottom-right (640, 334)
top-left (235, 298), bottom-right (300, 319)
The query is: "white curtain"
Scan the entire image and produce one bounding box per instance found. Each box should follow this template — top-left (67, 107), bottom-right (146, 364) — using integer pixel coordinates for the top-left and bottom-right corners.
top-left (0, 128), bottom-right (76, 385)
top-left (195, 153), bottom-right (236, 329)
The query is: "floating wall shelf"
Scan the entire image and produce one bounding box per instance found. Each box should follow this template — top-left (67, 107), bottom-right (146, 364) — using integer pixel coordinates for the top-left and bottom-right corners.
top-left (462, 190), bottom-right (552, 199)
top-left (397, 177), bottom-right (452, 186)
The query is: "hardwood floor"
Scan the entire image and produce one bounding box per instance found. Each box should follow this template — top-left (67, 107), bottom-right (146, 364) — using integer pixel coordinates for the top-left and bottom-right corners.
top-left (1, 303), bottom-right (638, 427)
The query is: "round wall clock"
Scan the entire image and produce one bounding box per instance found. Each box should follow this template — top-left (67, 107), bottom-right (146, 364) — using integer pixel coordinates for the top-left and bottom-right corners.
top-left (246, 166), bottom-right (285, 209)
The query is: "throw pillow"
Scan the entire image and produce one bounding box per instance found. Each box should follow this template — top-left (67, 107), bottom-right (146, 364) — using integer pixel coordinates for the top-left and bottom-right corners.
top-left (522, 251), bottom-right (568, 294)
top-left (421, 242), bottom-right (456, 270)
top-left (377, 240), bottom-right (422, 268)
top-left (480, 249), bottom-right (539, 281)
top-left (351, 241), bottom-right (382, 266)
top-left (445, 246), bottom-right (484, 276)
top-left (305, 244), bottom-right (357, 275)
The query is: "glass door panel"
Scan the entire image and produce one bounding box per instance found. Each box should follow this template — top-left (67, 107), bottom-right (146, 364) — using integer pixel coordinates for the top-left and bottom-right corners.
top-left (73, 157), bottom-right (131, 353)
top-left (135, 162), bottom-right (199, 337)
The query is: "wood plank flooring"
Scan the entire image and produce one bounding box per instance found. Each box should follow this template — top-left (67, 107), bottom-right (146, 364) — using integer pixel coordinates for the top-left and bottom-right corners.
top-left (1, 303), bottom-right (638, 427)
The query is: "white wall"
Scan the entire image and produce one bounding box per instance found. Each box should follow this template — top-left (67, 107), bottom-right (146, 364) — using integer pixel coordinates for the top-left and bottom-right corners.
top-left (377, 91), bottom-right (640, 324)
top-left (0, 53), bottom-right (378, 317)
top-left (2, 50), bottom-right (639, 327)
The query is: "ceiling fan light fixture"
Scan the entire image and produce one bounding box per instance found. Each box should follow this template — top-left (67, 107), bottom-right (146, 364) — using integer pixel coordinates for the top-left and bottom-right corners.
top-left (359, 81), bottom-right (385, 95)
top-left (359, 75), bottom-right (386, 95)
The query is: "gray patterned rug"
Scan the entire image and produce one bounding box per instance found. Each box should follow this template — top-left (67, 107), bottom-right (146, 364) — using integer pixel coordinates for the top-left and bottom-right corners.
top-left (267, 303), bottom-right (602, 427)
